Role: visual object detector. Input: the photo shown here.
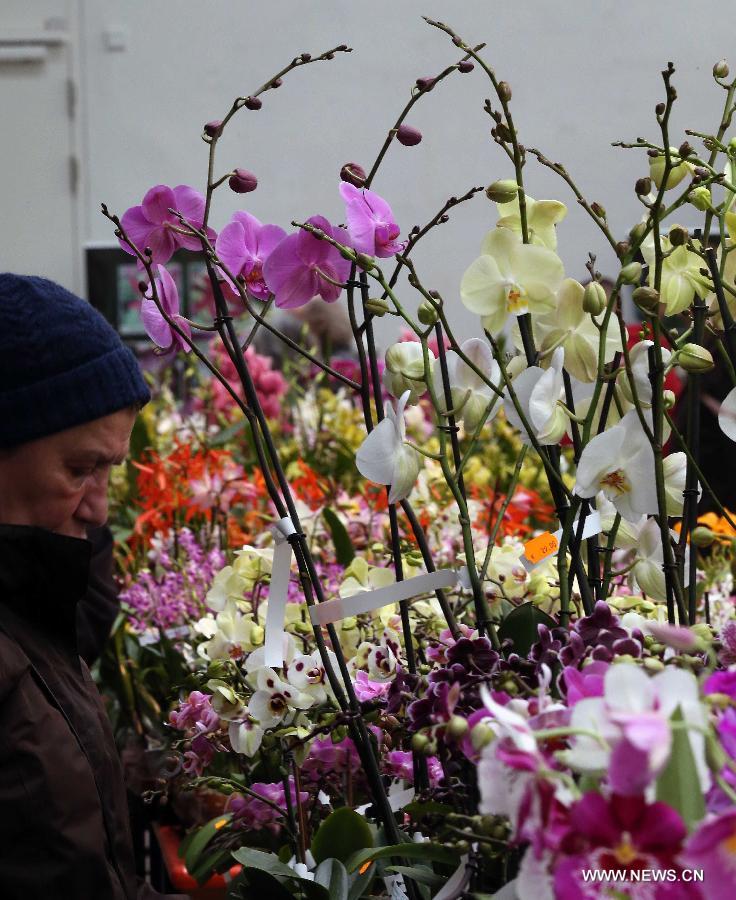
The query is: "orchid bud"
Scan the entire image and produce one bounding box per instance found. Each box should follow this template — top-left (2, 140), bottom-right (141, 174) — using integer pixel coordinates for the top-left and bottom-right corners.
top-left (355, 252), bottom-right (376, 272)
top-left (485, 179), bottom-right (519, 203)
top-left (629, 222), bottom-right (648, 243)
top-left (621, 261), bottom-right (644, 285)
top-left (498, 81), bottom-right (512, 102)
top-left (243, 96), bottom-right (262, 110)
top-left (678, 343), bottom-right (715, 373)
top-left (635, 176), bottom-right (652, 196)
top-left (340, 162), bottom-right (366, 187)
top-left (411, 733), bottom-right (430, 752)
top-left (714, 59), bottom-right (730, 79)
top-left (663, 389), bottom-right (676, 409)
top-left (642, 657), bottom-right (665, 673)
top-left (668, 225), bottom-right (688, 246)
top-left (396, 124), bottom-right (423, 146)
top-left (446, 715), bottom-right (469, 739)
top-left (457, 60), bottom-right (474, 73)
top-left (590, 201), bottom-right (606, 219)
top-left (615, 240), bottom-right (631, 259)
top-left (632, 285), bottom-right (660, 312)
top-left (678, 141), bottom-right (694, 158)
top-left (251, 624), bottom-right (264, 645)
top-left (417, 299), bottom-right (438, 325)
top-left (204, 119), bottom-right (223, 137)
top-left (228, 168), bottom-right (258, 193)
top-left (583, 281), bottom-right (607, 315)
top-left (364, 297), bottom-right (389, 317)
top-left (649, 147), bottom-right (691, 190)
top-left (415, 75), bottom-right (436, 92)
top-left (471, 722), bottom-right (495, 750)
top-left (691, 525), bottom-right (716, 548)
top-left (385, 342), bottom-right (426, 380)
top-left (688, 185), bottom-right (712, 211)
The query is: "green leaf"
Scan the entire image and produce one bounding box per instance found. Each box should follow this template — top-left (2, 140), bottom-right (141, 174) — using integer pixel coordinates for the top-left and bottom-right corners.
top-left (345, 841), bottom-right (460, 874)
top-left (655, 706), bottom-right (706, 831)
top-left (347, 861), bottom-right (375, 900)
top-left (322, 508), bottom-right (355, 566)
top-left (227, 868), bottom-right (295, 900)
top-left (384, 864), bottom-right (443, 887)
top-left (183, 813), bottom-right (232, 878)
top-left (314, 859), bottom-right (349, 899)
top-left (497, 602), bottom-right (556, 656)
top-left (189, 846), bottom-right (234, 885)
top-left (311, 806), bottom-right (374, 865)
top-left (231, 846), bottom-right (300, 880)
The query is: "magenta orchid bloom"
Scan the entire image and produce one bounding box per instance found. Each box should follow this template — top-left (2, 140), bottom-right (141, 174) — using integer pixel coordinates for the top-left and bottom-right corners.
top-left (120, 184), bottom-right (214, 265)
top-left (339, 182), bottom-right (407, 258)
top-left (262, 215), bottom-right (351, 309)
top-left (215, 211), bottom-right (286, 301)
top-left (141, 265), bottom-right (191, 352)
top-left (554, 793), bottom-right (696, 899)
top-left (684, 810), bottom-right (736, 898)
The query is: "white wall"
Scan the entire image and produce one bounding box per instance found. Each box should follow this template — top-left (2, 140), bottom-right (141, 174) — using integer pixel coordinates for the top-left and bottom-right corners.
top-left (7, 1), bottom-right (734, 345)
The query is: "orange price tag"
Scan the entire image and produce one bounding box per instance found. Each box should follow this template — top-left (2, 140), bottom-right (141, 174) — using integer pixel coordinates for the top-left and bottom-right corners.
top-left (524, 532), bottom-right (559, 565)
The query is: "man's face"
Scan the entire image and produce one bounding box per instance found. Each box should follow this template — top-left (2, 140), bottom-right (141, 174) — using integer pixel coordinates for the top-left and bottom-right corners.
top-left (0, 408), bottom-right (137, 540)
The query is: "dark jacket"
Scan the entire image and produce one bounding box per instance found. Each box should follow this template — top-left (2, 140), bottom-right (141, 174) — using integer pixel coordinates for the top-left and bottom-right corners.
top-left (0, 524), bottom-right (186, 899)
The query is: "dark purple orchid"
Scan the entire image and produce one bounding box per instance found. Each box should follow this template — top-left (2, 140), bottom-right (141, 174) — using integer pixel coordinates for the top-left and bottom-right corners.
top-left (141, 265), bottom-right (191, 352)
top-left (120, 184), bottom-right (214, 265)
top-left (215, 211), bottom-right (286, 301)
top-left (262, 215), bottom-right (351, 309)
top-left (339, 182), bottom-right (407, 258)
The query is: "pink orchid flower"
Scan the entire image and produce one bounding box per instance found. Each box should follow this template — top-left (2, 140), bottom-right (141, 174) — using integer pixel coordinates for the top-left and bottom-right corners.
top-left (215, 211), bottom-right (286, 301)
top-left (262, 215), bottom-right (351, 309)
top-left (141, 265), bottom-right (191, 352)
top-left (120, 184), bottom-right (214, 265)
top-left (339, 182), bottom-right (407, 258)
top-left (684, 810), bottom-right (736, 897)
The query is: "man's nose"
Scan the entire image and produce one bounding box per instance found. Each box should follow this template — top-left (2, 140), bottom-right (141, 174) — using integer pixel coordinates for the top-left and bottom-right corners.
top-left (76, 471), bottom-right (110, 528)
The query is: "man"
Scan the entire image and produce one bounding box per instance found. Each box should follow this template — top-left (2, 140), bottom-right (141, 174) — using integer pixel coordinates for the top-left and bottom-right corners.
top-left (0, 274), bottom-right (187, 898)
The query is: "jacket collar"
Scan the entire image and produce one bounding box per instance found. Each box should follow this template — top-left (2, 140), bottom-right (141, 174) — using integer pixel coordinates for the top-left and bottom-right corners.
top-left (0, 524), bottom-right (91, 644)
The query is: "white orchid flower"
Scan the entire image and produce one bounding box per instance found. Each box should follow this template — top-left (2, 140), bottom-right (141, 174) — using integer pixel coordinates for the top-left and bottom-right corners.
top-left (632, 517), bottom-right (690, 602)
top-left (527, 279), bottom-right (622, 383)
top-left (495, 194), bottom-right (567, 250)
top-left (228, 713), bottom-right (265, 757)
top-left (206, 565), bottom-right (247, 612)
top-left (595, 493), bottom-right (645, 549)
top-left (249, 668), bottom-right (314, 729)
top-left (574, 410), bottom-right (658, 522)
top-left (287, 649), bottom-right (338, 704)
top-left (503, 347), bottom-right (568, 446)
top-left (367, 643), bottom-right (398, 681)
top-left (197, 600), bottom-right (258, 661)
top-left (339, 557), bottom-right (395, 598)
top-left (355, 390), bottom-right (421, 504)
top-left (719, 385), bottom-right (736, 442)
top-left (563, 663), bottom-right (708, 793)
top-left (460, 228), bottom-right (564, 334)
top-left (383, 342), bottom-right (435, 404)
top-left (618, 340), bottom-right (672, 409)
top-left (432, 338), bottom-right (503, 431)
top-left (245, 633), bottom-right (297, 685)
top-left (641, 232), bottom-right (710, 316)
top-left (663, 451), bottom-right (699, 517)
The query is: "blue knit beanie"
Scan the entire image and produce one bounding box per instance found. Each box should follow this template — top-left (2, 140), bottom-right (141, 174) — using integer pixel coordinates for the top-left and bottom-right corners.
top-left (0, 273), bottom-right (151, 448)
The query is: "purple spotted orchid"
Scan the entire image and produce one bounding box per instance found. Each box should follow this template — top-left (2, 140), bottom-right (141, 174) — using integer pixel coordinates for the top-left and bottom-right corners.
top-left (215, 211), bottom-right (286, 301)
top-left (339, 182), bottom-right (407, 257)
top-left (262, 215), bottom-right (351, 308)
top-left (120, 184), bottom-right (215, 265)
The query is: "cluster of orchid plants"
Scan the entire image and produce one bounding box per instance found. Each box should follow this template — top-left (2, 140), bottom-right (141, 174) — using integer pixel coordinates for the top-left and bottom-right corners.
top-left (103, 18), bottom-right (736, 900)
